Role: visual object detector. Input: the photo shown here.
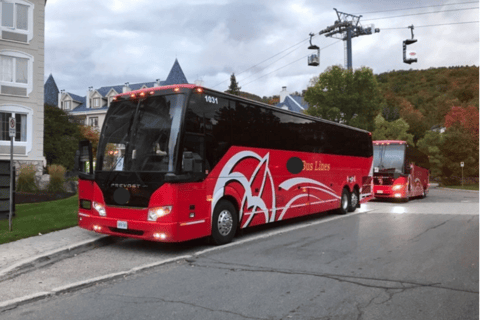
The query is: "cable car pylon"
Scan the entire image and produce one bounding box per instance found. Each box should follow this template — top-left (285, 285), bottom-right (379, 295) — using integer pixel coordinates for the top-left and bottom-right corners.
top-left (307, 33), bottom-right (320, 66)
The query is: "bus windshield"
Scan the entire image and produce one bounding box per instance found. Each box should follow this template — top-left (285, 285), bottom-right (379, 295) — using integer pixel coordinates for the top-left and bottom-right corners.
top-left (97, 94), bottom-right (185, 173)
top-left (373, 144), bottom-right (405, 173)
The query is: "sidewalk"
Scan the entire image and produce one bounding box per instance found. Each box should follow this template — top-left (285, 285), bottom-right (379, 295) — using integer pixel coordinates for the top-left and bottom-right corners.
top-left (0, 227), bottom-right (114, 281)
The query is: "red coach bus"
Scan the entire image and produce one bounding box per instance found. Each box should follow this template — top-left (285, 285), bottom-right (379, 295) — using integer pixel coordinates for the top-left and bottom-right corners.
top-left (373, 140), bottom-right (430, 201)
top-left (76, 84), bottom-right (373, 245)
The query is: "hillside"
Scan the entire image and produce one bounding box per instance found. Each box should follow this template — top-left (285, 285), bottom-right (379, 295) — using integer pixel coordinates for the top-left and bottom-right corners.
top-left (376, 66), bottom-right (479, 141)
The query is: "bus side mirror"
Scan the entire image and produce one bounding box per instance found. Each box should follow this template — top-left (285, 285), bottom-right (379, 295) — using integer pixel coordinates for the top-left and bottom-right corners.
top-left (77, 140), bottom-right (94, 179)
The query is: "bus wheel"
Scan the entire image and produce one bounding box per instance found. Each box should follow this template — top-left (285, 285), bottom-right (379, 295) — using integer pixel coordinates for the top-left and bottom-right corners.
top-left (211, 200), bottom-right (238, 245)
top-left (348, 188), bottom-right (359, 212)
top-left (337, 188), bottom-right (350, 215)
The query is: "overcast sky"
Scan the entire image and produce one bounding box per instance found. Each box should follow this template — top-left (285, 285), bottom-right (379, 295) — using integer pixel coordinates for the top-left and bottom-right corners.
top-left (45, 0), bottom-right (479, 98)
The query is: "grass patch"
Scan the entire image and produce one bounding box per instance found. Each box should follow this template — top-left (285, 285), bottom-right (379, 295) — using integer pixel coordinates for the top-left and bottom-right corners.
top-left (0, 194), bottom-right (78, 244)
top-left (443, 185), bottom-right (479, 191)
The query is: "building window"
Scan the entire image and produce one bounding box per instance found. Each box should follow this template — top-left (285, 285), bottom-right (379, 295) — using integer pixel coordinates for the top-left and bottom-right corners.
top-left (1, 0), bottom-right (34, 43)
top-left (0, 112), bottom-right (26, 141)
top-left (0, 50), bottom-right (33, 96)
top-left (1, 55), bottom-right (27, 84)
top-left (89, 117), bottom-right (98, 127)
top-left (93, 98), bottom-right (101, 108)
top-left (64, 100), bottom-right (71, 110)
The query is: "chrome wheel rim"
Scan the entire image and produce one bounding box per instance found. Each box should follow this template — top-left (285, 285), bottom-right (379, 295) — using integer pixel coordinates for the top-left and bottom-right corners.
top-left (218, 210), bottom-right (233, 236)
top-left (351, 192), bottom-right (358, 208)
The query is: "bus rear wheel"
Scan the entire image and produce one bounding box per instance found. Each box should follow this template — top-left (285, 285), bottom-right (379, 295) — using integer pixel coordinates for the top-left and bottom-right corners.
top-left (337, 188), bottom-right (350, 215)
top-left (348, 188), bottom-right (359, 212)
top-left (211, 200), bottom-right (238, 245)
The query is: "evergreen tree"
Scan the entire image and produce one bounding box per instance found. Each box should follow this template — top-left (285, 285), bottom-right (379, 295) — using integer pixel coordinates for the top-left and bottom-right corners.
top-left (44, 104), bottom-right (82, 170)
top-left (226, 73), bottom-right (241, 96)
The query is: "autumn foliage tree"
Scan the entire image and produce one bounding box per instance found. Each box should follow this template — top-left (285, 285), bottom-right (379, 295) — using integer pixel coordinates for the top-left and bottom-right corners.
top-left (79, 125), bottom-right (100, 158)
top-left (440, 106), bottom-right (479, 182)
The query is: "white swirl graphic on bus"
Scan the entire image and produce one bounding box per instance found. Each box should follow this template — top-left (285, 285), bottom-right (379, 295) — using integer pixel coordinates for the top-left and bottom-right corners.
top-left (211, 151), bottom-right (340, 228)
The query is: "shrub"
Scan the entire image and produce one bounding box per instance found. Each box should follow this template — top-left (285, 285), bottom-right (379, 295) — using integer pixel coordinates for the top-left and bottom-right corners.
top-left (16, 164), bottom-right (38, 193)
top-left (47, 164), bottom-right (66, 193)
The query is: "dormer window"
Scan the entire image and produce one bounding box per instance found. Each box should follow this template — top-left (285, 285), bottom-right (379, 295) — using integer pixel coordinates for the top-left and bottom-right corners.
top-left (1, 0), bottom-right (34, 43)
top-left (93, 98), bottom-right (101, 108)
top-left (64, 100), bottom-right (71, 110)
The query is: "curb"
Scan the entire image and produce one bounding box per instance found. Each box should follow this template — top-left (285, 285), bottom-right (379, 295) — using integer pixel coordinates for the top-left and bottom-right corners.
top-left (0, 235), bottom-right (121, 282)
top-left (436, 187), bottom-right (479, 193)
top-left (0, 209), bottom-right (371, 313)
top-left (0, 255), bottom-right (192, 313)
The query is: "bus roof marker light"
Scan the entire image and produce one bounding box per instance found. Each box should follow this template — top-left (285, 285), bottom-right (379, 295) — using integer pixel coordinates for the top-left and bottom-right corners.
top-left (174, 87), bottom-right (180, 92)
top-left (195, 87), bottom-right (203, 93)
top-left (130, 93), bottom-right (136, 99)
top-left (139, 92), bottom-right (146, 97)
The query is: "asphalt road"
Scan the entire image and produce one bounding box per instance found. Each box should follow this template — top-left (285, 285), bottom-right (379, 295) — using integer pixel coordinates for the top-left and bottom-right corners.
top-left (2, 188), bottom-right (478, 320)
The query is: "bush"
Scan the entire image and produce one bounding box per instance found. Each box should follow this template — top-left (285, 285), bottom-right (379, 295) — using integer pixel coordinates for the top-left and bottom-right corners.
top-left (47, 164), bottom-right (66, 193)
top-left (16, 164), bottom-right (38, 192)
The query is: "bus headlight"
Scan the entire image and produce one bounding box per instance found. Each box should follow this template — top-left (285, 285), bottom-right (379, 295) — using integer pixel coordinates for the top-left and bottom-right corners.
top-left (93, 202), bottom-right (106, 217)
top-left (148, 206), bottom-right (172, 221)
top-left (392, 185), bottom-right (403, 191)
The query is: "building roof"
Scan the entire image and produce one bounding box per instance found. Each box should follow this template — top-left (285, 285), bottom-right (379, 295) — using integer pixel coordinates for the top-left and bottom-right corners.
top-left (275, 95), bottom-right (308, 114)
top-left (44, 74), bottom-right (59, 107)
top-left (164, 59), bottom-right (188, 85)
top-left (67, 59), bottom-right (188, 114)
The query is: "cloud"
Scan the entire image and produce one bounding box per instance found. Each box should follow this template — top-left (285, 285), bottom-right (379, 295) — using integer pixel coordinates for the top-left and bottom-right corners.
top-left (45, 0), bottom-right (479, 97)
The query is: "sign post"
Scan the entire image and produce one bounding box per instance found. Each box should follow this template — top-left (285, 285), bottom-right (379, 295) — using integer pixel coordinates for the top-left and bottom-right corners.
top-left (8, 117), bottom-right (15, 232)
top-left (460, 162), bottom-right (464, 188)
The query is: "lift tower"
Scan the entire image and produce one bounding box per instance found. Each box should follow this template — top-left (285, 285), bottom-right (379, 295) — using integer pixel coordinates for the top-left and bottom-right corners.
top-left (317, 8), bottom-right (379, 70)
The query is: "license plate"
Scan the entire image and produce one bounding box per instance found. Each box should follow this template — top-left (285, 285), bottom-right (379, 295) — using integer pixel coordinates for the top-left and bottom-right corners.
top-left (377, 190), bottom-right (383, 194)
top-left (117, 221), bottom-right (128, 229)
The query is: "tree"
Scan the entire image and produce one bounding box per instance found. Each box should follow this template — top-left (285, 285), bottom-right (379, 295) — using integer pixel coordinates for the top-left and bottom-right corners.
top-left (416, 131), bottom-right (444, 178)
top-left (226, 73), bottom-right (241, 96)
top-left (304, 66), bottom-right (382, 132)
top-left (440, 125), bottom-right (479, 181)
top-left (440, 106), bottom-right (479, 183)
top-left (398, 98), bottom-right (429, 143)
top-left (371, 114), bottom-right (414, 146)
top-left (44, 104), bottom-right (82, 170)
top-left (79, 125), bottom-right (100, 158)
top-left (444, 106), bottom-right (479, 143)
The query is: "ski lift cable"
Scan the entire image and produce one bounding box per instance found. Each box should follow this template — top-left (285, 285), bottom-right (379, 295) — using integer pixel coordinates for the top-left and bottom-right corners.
top-left (242, 40), bottom-right (342, 88)
top-left (354, 1), bottom-right (478, 15)
top-left (363, 7), bottom-right (478, 21)
top-left (211, 37), bottom-right (310, 89)
top-left (381, 20), bottom-right (479, 30)
top-left (238, 43), bottom-right (309, 83)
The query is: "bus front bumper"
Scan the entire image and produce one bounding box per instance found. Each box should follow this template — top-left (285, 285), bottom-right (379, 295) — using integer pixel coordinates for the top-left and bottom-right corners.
top-left (78, 212), bottom-right (181, 242)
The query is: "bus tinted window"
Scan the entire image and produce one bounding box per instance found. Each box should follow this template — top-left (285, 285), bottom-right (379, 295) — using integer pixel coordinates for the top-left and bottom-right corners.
top-left (186, 91), bottom-right (372, 164)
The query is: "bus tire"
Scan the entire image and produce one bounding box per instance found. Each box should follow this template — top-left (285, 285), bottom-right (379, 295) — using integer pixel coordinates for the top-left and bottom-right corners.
top-left (211, 200), bottom-right (238, 245)
top-left (337, 188), bottom-right (350, 215)
top-left (348, 188), bottom-right (359, 212)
